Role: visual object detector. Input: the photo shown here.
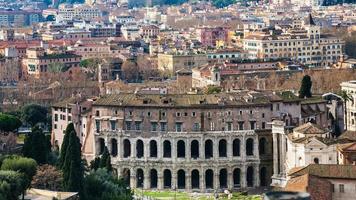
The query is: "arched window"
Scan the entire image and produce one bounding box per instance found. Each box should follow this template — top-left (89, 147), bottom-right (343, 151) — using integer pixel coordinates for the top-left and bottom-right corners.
top-left (205, 140), bottom-right (213, 159)
top-left (205, 169), bottom-right (214, 189)
top-left (246, 138), bottom-right (254, 156)
top-left (177, 170), bottom-right (186, 189)
top-left (191, 140), bottom-right (199, 159)
top-left (260, 167), bottom-right (267, 187)
top-left (163, 140), bottom-right (171, 158)
top-left (233, 168), bottom-right (240, 188)
top-left (246, 166), bottom-right (254, 187)
top-left (150, 169), bottom-right (158, 188)
top-left (219, 169), bottom-right (228, 188)
top-left (219, 139), bottom-right (227, 157)
top-left (177, 140), bottom-right (185, 158)
top-left (149, 140), bottom-right (157, 157)
top-left (111, 139), bottom-right (118, 157)
top-left (259, 138), bottom-right (267, 155)
top-left (163, 169), bottom-right (172, 188)
top-left (122, 168), bottom-right (130, 186)
top-left (98, 138), bottom-right (105, 155)
top-left (191, 170), bottom-right (200, 189)
top-left (123, 139), bottom-right (131, 158)
top-left (314, 158), bottom-right (319, 164)
top-left (136, 169), bottom-right (144, 188)
top-left (233, 139), bottom-right (240, 157)
top-left (136, 140), bottom-right (144, 158)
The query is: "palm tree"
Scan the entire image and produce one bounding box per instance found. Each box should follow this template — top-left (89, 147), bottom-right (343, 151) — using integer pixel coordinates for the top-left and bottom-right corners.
top-left (340, 90), bottom-right (353, 131)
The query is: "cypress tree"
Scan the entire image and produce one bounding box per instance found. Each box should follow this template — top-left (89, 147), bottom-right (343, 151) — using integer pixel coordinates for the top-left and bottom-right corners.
top-left (58, 123), bottom-right (74, 168)
top-left (61, 126), bottom-right (84, 193)
top-left (23, 126), bottom-right (50, 164)
top-left (298, 75), bottom-right (312, 98)
top-left (99, 146), bottom-right (112, 172)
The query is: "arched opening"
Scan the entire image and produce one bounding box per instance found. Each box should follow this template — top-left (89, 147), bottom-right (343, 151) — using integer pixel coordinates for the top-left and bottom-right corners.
top-left (246, 138), bottom-right (254, 156)
top-left (219, 168), bottom-right (228, 188)
top-left (205, 169), bottom-right (214, 189)
top-left (122, 168), bottom-right (130, 186)
top-left (259, 138), bottom-right (267, 155)
top-left (246, 166), bottom-right (254, 187)
top-left (136, 168), bottom-right (144, 188)
top-left (233, 139), bottom-right (240, 157)
top-left (163, 140), bottom-right (171, 158)
top-left (205, 140), bottom-right (213, 159)
top-left (219, 139), bottom-right (227, 157)
top-left (177, 170), bottom-right (186, 189)
top-left (233, 168), bottom-right (241, 188)
top-left (149, 140), bottom-right (157, 157)
top-left (260, 167), bottom-right (267, 187)
top-left (191, 140), bottom-right (199, 159)
top-left (123, 139), bottom-right (131, 158)
top-left (111, 139), bottom-right (118, 157)
top-left (191, 170), bottom-right (200, 189)
top-left (314, 158), bottom-right (319, 164)
top-left (136, 140), bottom-right (144, 158)
top-left (98, 138), bottom-right (105, 154)
top-left (150, 169), bottom-right (158, 188)
top-left (163, 169), bottom-right (172, 189)
top-left (177, 140), bottom-right (185, 158)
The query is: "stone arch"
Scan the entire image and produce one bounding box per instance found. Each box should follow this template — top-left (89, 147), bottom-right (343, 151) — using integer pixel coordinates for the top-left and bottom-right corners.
top-left (136, 168), bottom-right (144, 188)
top-left (191, 140), bottom-right (199, 159)
top-left (98, 138), bottom-right (105, 155)
top-left (233, 168), bottom-right (241, 188)
top-left (163, 140), bottom-right (171, 158)
top-left (246, 166), bottom-right (254, 187)
top-left (219, 139), bottom-right (227, 157)
top-left (150, 169), bottom-right (158, 188)
top-left (259, 137), bottom-right (267, 155)
top-left (136, 139), bottom-right (144, 158)
top-left (246, 138), bottom-right (254, 156)
top-left (314, 157), bottom-right (319, 164)
top-left (123, 139), bottom-right (131, 158)
top-left (163, 169), bottom-right (172, 189)
top-left (205, 139), bottom-right (213, 159)
top-left (177, 140), bottom-right (185, 158)
top-left (260, 167), bottom-right (267, 187)
top-left (233, 139), bottom-right (240, 157)
top-left (191, 169), bottom-right (200, 189)
top-left (219, 168), bottom-right (228, 188)
top-left (149, 140), bottom-right (157, 157)
top-left (122, 168), bottom-right (130, 186)
top-left (111, 138), bottom-right (118, 157)
top-left (205, 169), bottom-right (214, 189)
top-left (177, 169), bottom-right (186, 189)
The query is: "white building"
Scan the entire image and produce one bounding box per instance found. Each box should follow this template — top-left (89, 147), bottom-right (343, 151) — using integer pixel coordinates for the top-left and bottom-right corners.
top-left (57, 4), bottom-right (102, 22)
top-left (340, 81), bottom-right (356, 131)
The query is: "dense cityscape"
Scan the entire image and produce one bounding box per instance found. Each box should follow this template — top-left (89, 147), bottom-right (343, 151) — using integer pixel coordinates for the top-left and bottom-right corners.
top-left (0, 0), bottom-right (355, 199)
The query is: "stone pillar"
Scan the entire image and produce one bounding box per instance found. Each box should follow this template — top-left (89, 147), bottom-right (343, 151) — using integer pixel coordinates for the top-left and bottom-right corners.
top-left (255, 165), bottom-right (260, 187)
top-left (227, 136), bottom-right (233, 160)
top-left (272, 133), bottom-right (278, 176)
top-left (280, 134), bottom-right (286, 176)
top-left (172, 139), bottom-right (177, 162)
top-left (118, 136), bottom-right (123, 160)
top-left (254, 136), bottom-right (259, 159)
top-left (213, 138), bottom-right (218, 159)
top-left (241, 135), bottom-right (246, 160)
top-left (131, 139), bottom-right (136, 159)
top-left (130, 169), bottom-right (136, 189)
top-left (200, 137), bottom-right (204, 160)
top-left (144, 169), bottom-right (150, 189)
top-left (144, 140), bottom-right (149, 161)
top-left (214, 170), bottom-right (219, 191)
top-left (172, 170), bottom-right (177, 190)
top-left (186, 170), bottom-right (192, 192)
top-left (158, 137), bottom-right (162, 160)
top-left (228, 169), bottom-right (233, 190)
top-left (240, 165), bottom-right (246, 188)
top-left (158, 172), bottom-right (164, 190)
top-left (186, 138), bottom-right (191, 162)
top-left (200, 169), bottom-right (206, 192)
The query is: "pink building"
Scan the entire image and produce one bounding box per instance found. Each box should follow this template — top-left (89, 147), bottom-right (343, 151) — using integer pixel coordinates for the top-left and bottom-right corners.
top-left (196, 27), bottom-right (229, 47)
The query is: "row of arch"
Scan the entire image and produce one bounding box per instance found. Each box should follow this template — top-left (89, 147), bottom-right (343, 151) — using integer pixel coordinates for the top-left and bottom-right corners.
top-left (122, 167), bottom-right (268, 190)
top-left (98, 137), bottom-right (269, 158)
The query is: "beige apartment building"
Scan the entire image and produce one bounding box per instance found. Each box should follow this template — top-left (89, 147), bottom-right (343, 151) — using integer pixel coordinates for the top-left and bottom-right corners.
top-left (22, 47), bottom-right (82, 78)
top-left (243, 15), bottom-right (344, 68)
top-left (52, 90), bottom-right (331, 192)
top-left (157, 53), bottom-right (208, 75)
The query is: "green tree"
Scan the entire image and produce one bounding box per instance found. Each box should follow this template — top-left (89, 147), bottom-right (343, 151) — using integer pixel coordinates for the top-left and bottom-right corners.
top-left (21, 104), bottom-right (48, 127)
top-left (212, 0), bottom-right (236, 8)
top-left (0, 113), bottom-right (22, 132)
top-left (1, 157), bottom-right (37, 200)
top-left (89, 157), bottom-right (101, 171)
top-left (340, 90), bottom-right (353, 131)
top-left (58, 123), bottom-right (74, 168)
top-left (0, 170), bottom-right (26, 200)
top-left (31, 164), bottom-right (63, 191)
top-left (83, 168), bottom-right (132, 200)
top-left (298, 75), bottom-right (312, 98)
top-left (99, 147), bottom-right (112, 172)
top-left (22, 126), bottom-right (51, 164)
top-left (61, 125), bottom-right (84, 194)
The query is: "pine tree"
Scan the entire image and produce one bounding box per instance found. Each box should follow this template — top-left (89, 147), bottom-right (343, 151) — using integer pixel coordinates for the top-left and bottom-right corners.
top-left (298, 75), bottom-right (312, 98)
top-left (61, 125), bottom-right (84, 193)
top-left (58, 123), bottom-right (74, 168)
top-left (22, 126), bottom-right (50, 164)
top-left (99, 146), bottom-right (112, 172)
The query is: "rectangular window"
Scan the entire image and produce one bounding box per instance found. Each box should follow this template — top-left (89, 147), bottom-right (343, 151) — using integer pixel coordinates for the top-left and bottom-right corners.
top-left (96, 110), bottom-right (100, 117)
top-left (192, 112), bottom-right (196, 117)
top-left (95, 120), bottom-right (100, 133)
top-left (160, 122), bottom-right (167, 132)
top-left (193, 123), bottom-right (200, 131)
top-left (135, 121), bottom-right (141, 131)
top-left (68, 116), bottom-right (71, 122)
top-left (250, 121), bottom-right (256, 130)
top-left (110, 120), bottom-right (116, 131)
top-left (151, 122), bottom-right (158, 131)
top-left (54, 114), bottom-right (58, 122)
top-left (238, 122), bottom-right (244, 130)
top-left (176, 122), bottom-right (182, 132)
top-left (262, 122), bottom-right (266, 129)
top-left (227, 122), bottom-right (232, 131)
top-left (125, 121), bottom-right (132, 130)
top-left (54, 124), bottom-right (57, 129)
top-left (339, 184), bottom-right (344, 193)
top-left (176, 112), bottom-right (181, 117)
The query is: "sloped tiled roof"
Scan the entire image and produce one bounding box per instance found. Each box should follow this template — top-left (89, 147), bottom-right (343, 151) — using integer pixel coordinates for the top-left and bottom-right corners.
top-left (338, 131), bottom-right (356, 142)
top-left (293, 122), bottom-right (326, 135)
top-left (289, 164), bottom-right (356, 179)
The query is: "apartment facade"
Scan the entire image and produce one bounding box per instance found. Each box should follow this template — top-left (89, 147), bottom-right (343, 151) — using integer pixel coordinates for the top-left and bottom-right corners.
top-left (57, 4), bottom-right (102, 21)
top-left (157, 53), bottom-right (208, 74)
top-left (196, 27), bottom-right (229, 47)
